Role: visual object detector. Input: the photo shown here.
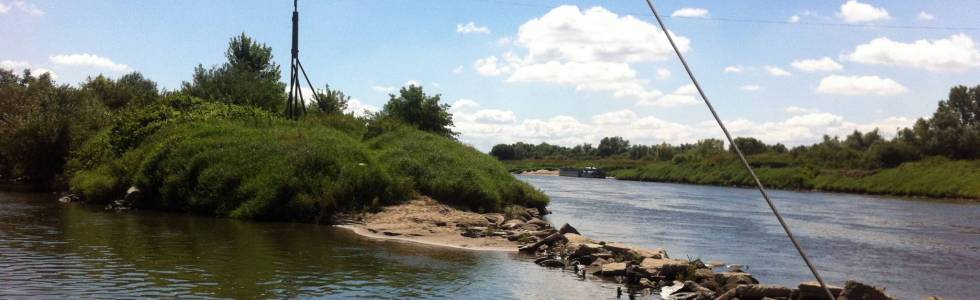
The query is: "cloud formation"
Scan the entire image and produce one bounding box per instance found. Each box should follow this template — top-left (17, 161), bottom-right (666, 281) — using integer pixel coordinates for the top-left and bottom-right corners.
top-left (816, 75), bottom-right (908, 96)
top-left (49, 53), bottom-right (131, 72)
top-left (838, 0), bottom-right (890, 24)
top-left (845, 34), bottom-right (980, 72)
top-left (456, 21), bottom-right (490, 34)
top-left (765, 65), bottom-right (792, 77)
top-left (473, 5), bottom-right (696, 108)
top-left (670, 8), bottom-right (709, 18)
top-left (791, 57), bottom-right (844, 72)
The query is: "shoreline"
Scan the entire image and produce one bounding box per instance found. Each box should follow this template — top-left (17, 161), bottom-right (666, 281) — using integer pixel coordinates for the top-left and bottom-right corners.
top-left (335, 224), bottom-right (517, 252)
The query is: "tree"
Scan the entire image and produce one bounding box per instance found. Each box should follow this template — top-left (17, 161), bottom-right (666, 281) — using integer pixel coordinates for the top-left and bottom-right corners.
top-left (379, 85), bottom-right (456, 137)
top-left (490, 144), bottom-right (518, 160)
top-left (182, 33), bottom-right (286, 112)
top-left (730, 137), bottom-right (767, 155)
top-left (310, 84), bottom-right (349, 115)
top-left (81, 72), bottom-right (159, 110)
top-left (597, 136), bottom-right (630, 157)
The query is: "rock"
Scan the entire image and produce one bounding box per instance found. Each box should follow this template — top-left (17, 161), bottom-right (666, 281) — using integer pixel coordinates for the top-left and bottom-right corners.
top-left (595, 262), bottom-right (627, 276)
top-left (461, 226), bottom-right (487, 238)
top-left (569, 243), bottom-right (604, 258)
top-left (638, 258), bottom-right (689, 279)
top-left (489, 231), bottom-right (508, 237)
top-left (57, 193), bottom-right (80, 203)
top-left (727, 264), bottom-right (745, 273)
top-left (124, 186), bottom-right (142, 204)
top-left (603, 242), bottom-right (668, 260)
top-left (483, 213), bottom-right (504, 226)
top-left (536, 258), bottom-right (565, 268)
top-left (557, 223), bottom-right (580, 235)
top-left (520, 223), bottom-right (542, 231)
top-left (526, 217), bottom-right (548, 227)
top-left (382, 231), bottom-right (401, 236)
top-left (734, 284), bottom-right (792, 299)
top-left (715, 272), bottom-right (759, 292)
top-left (518, 232), bottom-right (565, 253)
top-left (693, 268), bottom-right (714, 281)
top-left (501, 219), bottom-right (525, 229)
top-left (838, 280), bottom-right (894, 300)
top-left (798, 281), bottom-right (842, 300)
top-left (434, 221), bottom-right (447, 227)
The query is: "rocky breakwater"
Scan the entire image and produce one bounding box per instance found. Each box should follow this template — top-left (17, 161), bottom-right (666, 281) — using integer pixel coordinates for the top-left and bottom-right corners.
top-left (457, 217), bottom-right (897, 300)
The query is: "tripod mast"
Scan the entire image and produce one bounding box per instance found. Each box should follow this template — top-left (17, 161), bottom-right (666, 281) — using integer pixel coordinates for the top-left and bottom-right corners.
top-left (286, 0), bottom-right (319, 119)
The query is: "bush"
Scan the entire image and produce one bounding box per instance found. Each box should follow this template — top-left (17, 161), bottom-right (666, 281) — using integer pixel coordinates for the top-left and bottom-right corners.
top-left (368, 125), bottom-right (549, 211)
top-left (75, 120), bottom-right (410, 222)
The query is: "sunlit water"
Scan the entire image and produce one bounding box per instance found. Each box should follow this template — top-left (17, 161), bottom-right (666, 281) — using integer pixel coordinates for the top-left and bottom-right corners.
top-left (1, 176), bottom-right (978, 299)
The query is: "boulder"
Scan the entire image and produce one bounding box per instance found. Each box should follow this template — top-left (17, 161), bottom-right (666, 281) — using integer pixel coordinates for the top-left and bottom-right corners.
top-left (838, 281), bottom-right (894, 300)
top-left (569, 243), bottom-right (604, 258)
top-left (501, 219), bottom-right (525, 229)
top-left (638, 258), bottom-right (689, 279)
top-left (734, 284), bottom-right (792, 299)
top-left (603, 242), bottom-right (668, 260)
top-left (518, 232), bottom-right (565, 253)
top-left (483, 213), bottom-right (505, 226)
top-left (595, 262), bottom-right (628, 276)
top-left (526, 217), bottom-right (549, 227)
top-left (124, 186), bottom-right (142, 204)
top-left (536, 258), bottom-right (565, 268)
top-left (557, 223), bottom-right (580, 235)
top-left (715, 272), bottom-right (759, 292)
top-left (521, 223), bottom-right (542, 231)
top-left (797, 281), bottom-right (842, 300)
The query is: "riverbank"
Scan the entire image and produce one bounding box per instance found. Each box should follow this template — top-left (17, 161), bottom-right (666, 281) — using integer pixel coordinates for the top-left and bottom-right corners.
top-left (336, 195), bottom-right (900, 300)
top-left (505, 157), bottom-right (980, 200)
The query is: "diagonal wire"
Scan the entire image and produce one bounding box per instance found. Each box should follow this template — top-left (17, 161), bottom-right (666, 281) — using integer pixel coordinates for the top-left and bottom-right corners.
top-left (641, 1), bottom-right (837, 299)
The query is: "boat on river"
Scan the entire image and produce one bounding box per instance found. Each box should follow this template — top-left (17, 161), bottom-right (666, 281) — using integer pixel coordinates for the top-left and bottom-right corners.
top-left (558, 167), bottom-right (606, 178)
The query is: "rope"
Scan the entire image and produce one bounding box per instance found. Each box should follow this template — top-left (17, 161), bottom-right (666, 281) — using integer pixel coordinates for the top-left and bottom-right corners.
top-left (641, 1), bottom-right (837, 299)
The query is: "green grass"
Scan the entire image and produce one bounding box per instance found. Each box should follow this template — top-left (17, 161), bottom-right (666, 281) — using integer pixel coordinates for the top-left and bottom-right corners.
top-left (369, 126), bottom-right (549, 211)
top-left (609, 157), bottom-right (980, 199)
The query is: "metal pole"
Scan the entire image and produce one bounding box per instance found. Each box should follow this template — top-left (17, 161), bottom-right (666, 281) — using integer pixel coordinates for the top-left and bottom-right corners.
top-left (642, 1), bottom-right (836, 299)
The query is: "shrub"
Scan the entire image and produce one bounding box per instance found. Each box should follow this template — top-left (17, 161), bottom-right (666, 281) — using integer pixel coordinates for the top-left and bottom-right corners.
top-left (368, 126), bottom-right (549, 211)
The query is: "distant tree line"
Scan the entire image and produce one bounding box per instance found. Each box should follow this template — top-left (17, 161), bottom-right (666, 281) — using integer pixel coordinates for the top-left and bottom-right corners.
top-left (490, 85), bottom-right (980, 170)
top-left (0, 33), bottom-right (456, 189)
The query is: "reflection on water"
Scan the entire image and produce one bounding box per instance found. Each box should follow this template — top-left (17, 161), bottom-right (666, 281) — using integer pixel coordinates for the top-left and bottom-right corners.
top-left (0, 189), bottom-right (620, 299)
top-left (3, 176), bottom-right (979, 299)
top-left (523, 175), bottom-right (980, 299)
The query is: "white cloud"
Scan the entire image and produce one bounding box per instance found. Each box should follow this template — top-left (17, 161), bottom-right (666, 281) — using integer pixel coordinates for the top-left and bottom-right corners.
top-left (49, 53), bottom-right (131, 72)
top-left (816, 75), bottom-right (908, 96)
top-left (838, 0), bottom-right (890, 24)
top-left (740, 84), bottom-right (761, 92)
top-left (0, 60), bottom-right (31, 71)
top-left (472, 109), bottom-right (518, 124)
top-left (371, 85), bottom-right (396, 93)
top-left (9, 1), bottom-right (42, 16)
top-left (785, 106), bottom-right (820, 114)
top-left (345, 99), bottom-right (379, 117)
top-left (496, 36), bottom-right (513, 46)
top-left (451, 99), bottom-right (480, 112)
top-left (655, 68), bottom-right (671, 80)
top-left (32, 68), bottom-right (57, 80)
top-left (474, 56), bottom-right (507, 76)
top-left (452, 65), bottom-right (464, 74)
top-left (788, 15), bottom-right (800, 23)
top-left (453, 107), bottom-right (916, 151)
top-left (917, 11), bottom-right (934, 21)
top-left (765, 65), bottom-right (792, 77)
top-left (456, 21), bottom-right (490, 34)
top-left (638, 84), bottom-right (699, 107)
top-left (845, 34), bottom-right (980, 72)
top-left (791, 57), bottom-right (843, 72)
top-left (475, 6), bottom-right (694, 107)
top-left (671, 8), bottom-right (709, 18)
top-left (404, 80), bottom-right (421, 87)
top-left (723, 65), bottom-right (744, 73)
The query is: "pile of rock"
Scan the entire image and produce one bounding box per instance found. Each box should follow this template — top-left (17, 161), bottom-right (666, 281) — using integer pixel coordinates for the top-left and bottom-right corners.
top-left (457, 207), bottom-right (557, 244)
top-left (502, 222), bottom-right (894, 300)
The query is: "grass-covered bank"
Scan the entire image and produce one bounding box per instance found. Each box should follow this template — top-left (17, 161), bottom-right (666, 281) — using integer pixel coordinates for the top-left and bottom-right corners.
top-left (64, 95), bottom-right (548, 222)
top-left (610, 157), bottom-right (980, 199)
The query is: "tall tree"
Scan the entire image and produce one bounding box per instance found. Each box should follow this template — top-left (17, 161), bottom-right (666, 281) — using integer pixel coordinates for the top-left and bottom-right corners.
top-left (597, 136), bottom-right (630, 157)
top-left (310, 84), bottom-right (350, 115)
top-left (182, 33), bottom-right (286, 112)
top-left (379, 85), bottom-right (456, 137)
top-left (81, 72), bottom-right (159, 110)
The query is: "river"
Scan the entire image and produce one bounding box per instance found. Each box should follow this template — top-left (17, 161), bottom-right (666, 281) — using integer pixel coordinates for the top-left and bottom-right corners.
top-left (1, 177), bottom-right (978, 299)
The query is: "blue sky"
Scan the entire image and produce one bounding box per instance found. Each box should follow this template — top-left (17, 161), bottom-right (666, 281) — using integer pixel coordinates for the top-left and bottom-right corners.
top-left (3, 0), bottom-right (979, 150)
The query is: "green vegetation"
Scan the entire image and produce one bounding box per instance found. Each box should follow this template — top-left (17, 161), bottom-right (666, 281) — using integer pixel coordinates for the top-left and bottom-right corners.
top-left (1, 33), bottom-right (547, 223)
top-left (495, 85), bottom-right (980, 199)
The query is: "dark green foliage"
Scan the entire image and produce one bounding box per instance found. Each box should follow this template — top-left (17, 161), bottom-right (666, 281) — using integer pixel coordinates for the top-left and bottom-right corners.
top-left (369, 126), bottom-right (548, 211)
top-left (597, 136), bottom-right (630, 157)
top-left (182, 33), bottom-right (286, 112)
top-left (731, 137), bottom-right (767, 156)
top-left (81, 72), bottom-right (160, 110)
top-left (490, 144), bottom-right (519, 160)
top-left (309, 84), bottom-right (350, 115)
top-left (0, 69), bottom-right (109, 188)
top-left (378, 85), bottom-right (456, 137)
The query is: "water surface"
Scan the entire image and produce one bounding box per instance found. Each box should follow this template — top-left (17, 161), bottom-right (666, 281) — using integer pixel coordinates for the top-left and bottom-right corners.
top-left (2, 176), bottom-right (978, 299)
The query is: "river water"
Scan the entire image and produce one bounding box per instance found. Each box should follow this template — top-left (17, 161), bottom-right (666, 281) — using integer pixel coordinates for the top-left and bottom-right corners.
top-left (1, 176), bottom-right (978, 299)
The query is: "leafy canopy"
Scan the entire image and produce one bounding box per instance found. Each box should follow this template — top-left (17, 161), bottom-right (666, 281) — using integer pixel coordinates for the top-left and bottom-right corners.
top-left (182, 33), bottom-right (286, 112)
